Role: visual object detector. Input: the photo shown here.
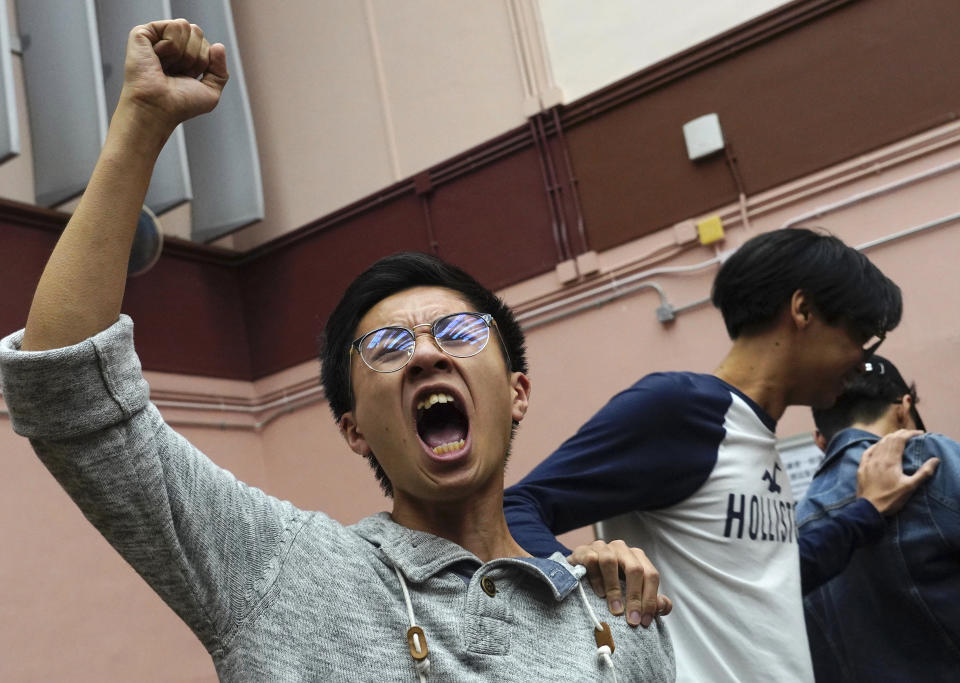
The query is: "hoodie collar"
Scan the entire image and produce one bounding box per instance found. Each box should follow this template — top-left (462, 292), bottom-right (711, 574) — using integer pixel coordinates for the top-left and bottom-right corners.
top-left (351, 513), bottom-right (585, 600)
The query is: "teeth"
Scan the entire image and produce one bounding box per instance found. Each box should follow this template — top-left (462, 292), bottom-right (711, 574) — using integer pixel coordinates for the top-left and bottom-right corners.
top-left (432, 439), bottom-right (465, 455)
top-left (417, 393), bottom-right (455, 411)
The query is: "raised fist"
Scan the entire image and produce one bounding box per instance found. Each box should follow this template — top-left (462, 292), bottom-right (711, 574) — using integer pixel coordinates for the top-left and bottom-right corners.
top-left (120, 19), bottom-right (229, 130)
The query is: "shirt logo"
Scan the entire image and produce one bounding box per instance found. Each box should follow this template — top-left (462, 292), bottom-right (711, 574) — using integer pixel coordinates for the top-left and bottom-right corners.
top-left (762, 463), bottom-right (782, 494)
top-left (723, 493), bottom-right (797, 542)
top-left (722, 464), bottom-right (796, 542)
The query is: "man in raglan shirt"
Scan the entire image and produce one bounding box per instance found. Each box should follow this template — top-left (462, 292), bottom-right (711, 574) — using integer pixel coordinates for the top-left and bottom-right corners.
top-left (0, 20), bottom-right (674, 681)
top-left (503, 228), bottom-right (939, 682)
top-left (801, 356), bottom-right (957, 682)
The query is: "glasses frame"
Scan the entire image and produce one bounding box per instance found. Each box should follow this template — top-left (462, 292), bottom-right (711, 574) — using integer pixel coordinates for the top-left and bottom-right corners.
top-left (861, 331), bottom-right (885, 360)
top-left (350, 312), bottom-right (504, 374)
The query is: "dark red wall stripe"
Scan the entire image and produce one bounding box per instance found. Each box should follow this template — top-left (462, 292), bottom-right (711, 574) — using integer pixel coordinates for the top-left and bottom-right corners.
top-left (560, 0), bottom-right (960, 251)
top-left (3, 0), bottom-right (957, 380)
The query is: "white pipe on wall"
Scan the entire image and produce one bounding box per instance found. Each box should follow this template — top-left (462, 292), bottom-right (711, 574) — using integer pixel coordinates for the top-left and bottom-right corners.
top-left (3, 156), bottom-right (958, 429)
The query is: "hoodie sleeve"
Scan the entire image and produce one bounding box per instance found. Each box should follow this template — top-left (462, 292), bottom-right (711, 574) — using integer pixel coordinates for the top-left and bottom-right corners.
top-left (0, 316), bottom-right (306, 654)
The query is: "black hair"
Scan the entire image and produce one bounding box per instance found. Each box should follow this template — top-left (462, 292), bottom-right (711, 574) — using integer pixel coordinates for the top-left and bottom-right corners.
top-left (812, 355), bottom-right (922, 444)
top-left (319, 251), bottom-right (528, 496)
top-left (711, 227), bottom-right (902, 340)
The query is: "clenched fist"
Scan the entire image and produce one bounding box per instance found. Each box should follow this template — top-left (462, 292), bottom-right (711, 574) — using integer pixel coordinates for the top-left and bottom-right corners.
top-left (120, 19), bottom-right (229, 131)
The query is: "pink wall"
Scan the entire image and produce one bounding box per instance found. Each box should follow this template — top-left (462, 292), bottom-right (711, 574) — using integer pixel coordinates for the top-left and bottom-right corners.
top-left (2, 126), bottom-right (959, 680)
top-left (0, 419), bottom-right (254, 680)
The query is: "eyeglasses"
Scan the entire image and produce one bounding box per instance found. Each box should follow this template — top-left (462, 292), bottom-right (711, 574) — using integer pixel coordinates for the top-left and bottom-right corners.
top-left (861, 332), bottom-right (885, 360)
top-left (350, 312), bottom-right (500, 373)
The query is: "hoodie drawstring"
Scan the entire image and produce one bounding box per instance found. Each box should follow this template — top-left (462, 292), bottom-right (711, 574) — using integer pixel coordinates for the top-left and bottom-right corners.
top-left (577, 581), bottom-right (620, 682)
top-left (395, 566), bottom-right (618, 682)
top-left (395, 566), bottom-right (431, 682)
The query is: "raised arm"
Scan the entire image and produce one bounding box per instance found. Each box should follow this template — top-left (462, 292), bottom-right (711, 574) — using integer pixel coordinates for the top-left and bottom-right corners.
top-left (2, 24), bottom-right (321, 653)
top-left (21, 20), bottom-right (228, 351)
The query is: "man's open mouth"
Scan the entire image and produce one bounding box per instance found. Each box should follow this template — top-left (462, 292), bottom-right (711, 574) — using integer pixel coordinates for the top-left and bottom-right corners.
top-left (415, 391), bottom-right (469, 456)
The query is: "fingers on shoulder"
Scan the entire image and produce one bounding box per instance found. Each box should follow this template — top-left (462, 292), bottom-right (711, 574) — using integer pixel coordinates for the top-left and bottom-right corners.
top-left (882, 428), bottom-right (922, 448)
top-left (569, 541), bottom-right (603, 569)
top-left (914, 456), bottom-right (940, 480)
top-left (621, 547), bottom-right (660, 619)
top-left (863, 430), bottom-right (908, 463)
top-left (580, 540), bottom-right (626, 598)
top-left (620, 545), bottom-right (657, 590)
top-left (569, 542), bottom-right (605, 595)
top-left (594, 540), bottom-right (633, 587)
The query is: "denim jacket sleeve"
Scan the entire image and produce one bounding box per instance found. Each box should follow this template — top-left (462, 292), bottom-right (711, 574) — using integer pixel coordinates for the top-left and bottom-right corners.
top-left (908, 434), bottom-right (960, 547)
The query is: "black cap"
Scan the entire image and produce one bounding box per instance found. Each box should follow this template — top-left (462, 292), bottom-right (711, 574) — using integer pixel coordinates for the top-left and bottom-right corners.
top-left (846, 355), bottom-right (926, 431)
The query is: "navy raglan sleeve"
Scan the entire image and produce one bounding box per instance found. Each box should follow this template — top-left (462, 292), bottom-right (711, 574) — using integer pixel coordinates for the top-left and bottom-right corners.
top-left (798, 498), bottom-right (884, 594)
top-left (504, 373), bottom-right (729, 556)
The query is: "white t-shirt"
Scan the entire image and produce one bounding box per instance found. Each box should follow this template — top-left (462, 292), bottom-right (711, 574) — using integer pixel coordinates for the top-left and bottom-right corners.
top-left (505, 372), bottom-right (814, 683)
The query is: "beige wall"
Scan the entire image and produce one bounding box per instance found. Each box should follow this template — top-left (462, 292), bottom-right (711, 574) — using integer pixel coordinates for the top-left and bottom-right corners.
top-left (540, 0), bottom-right (788, 102)
top-left (3, 123), bottom-right (958, 680)
top-left (2, 1), bottom-right (800, 250)
top-left (0, 0), bottom-right (534, 249)
top-left (229, 0), bottom-right (532, 248)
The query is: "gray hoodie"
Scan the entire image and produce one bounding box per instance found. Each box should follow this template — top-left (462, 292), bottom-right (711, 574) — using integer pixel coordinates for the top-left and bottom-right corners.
top-left (0, 317), bottom-right (674, 682)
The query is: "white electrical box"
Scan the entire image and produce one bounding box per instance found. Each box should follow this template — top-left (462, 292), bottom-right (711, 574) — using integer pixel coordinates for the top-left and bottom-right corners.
top-left (683, 113), bottom-right (725, 160)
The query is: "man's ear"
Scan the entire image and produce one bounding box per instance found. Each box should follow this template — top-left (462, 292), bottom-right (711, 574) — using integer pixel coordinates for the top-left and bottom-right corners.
top-left (895, 394), bottom-right (914, 428)
top-left (339, 412), bottom-right (371, 457)
top-left (510, 372), bottom-right (532, 423)
top-left (790, 290), bottom-right (813, 330)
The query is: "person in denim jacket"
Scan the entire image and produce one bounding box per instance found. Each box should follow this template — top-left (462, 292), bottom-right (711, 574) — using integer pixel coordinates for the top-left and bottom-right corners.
top-left (799, 356), bottom-right (959, 682)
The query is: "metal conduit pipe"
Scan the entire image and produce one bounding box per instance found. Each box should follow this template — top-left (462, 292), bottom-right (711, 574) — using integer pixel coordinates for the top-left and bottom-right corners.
top-left (522, 282), bottom-right (673, 332)
top-left (522, 205), bottom-right (960, 335)
top-left (670, 296), bottom-right (713, 316)
top-left (523, 155), bottom-right (960, 328)
top-left (516, 256), bottom-right (721, 323)
top-left (647, 209), bottom-right (960, 325)
top-left (854, 211), bottom-right (960, 252)
top-left (5, 210), bottom-right (957, 431)
top-left (4, 169), bottom-right (958, 430)
top-left (780, 157), bottom-right (960, 230)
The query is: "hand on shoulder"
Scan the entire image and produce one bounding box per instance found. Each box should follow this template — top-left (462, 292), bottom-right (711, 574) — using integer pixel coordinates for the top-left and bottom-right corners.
top-left (570, 539), bottom-right (672, 628)
top-left (857, 429), bottom-right (939, 515)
